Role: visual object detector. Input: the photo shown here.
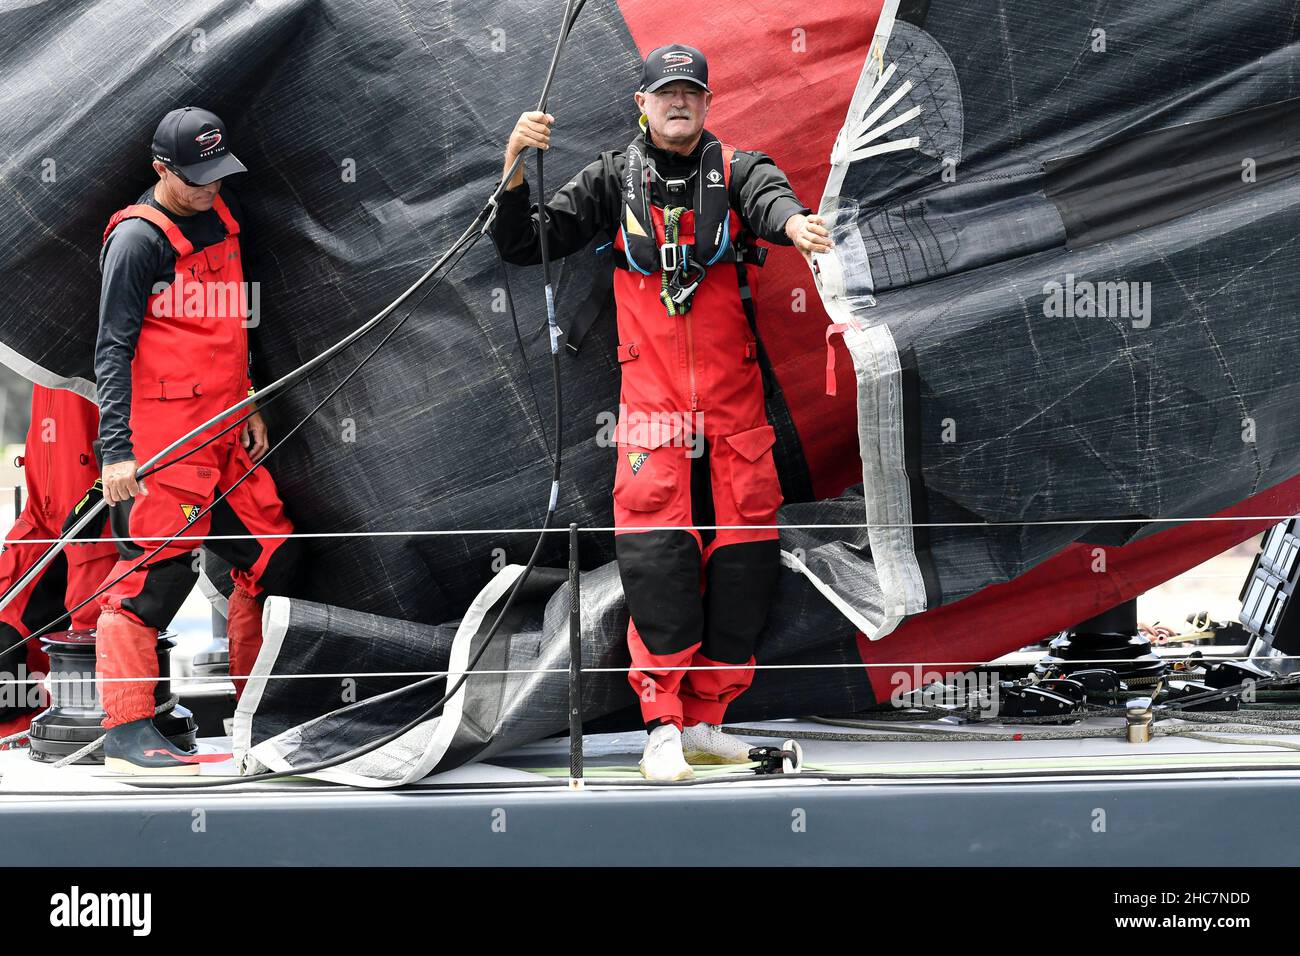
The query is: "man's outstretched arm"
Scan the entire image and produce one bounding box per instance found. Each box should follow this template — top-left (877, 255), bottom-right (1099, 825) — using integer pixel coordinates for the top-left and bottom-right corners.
top-left (732, 150), bottom-right (832, 262)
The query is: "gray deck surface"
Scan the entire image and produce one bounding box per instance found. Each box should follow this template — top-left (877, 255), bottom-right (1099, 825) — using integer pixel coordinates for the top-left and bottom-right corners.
top-left (5, 717), bottom-right (1300, 865)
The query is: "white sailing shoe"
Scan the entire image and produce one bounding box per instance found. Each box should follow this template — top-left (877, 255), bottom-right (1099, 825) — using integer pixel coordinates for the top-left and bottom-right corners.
top-left (681, 722), bottom-right (753, 765)
top-left (639, 724), bottom-right (695, 781)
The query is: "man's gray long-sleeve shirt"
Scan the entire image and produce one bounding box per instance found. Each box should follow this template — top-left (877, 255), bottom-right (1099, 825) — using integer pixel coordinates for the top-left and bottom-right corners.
top-left (489, 126), bottom-right (809, 265)
top-left (96, 187), bottom-right (251, 466)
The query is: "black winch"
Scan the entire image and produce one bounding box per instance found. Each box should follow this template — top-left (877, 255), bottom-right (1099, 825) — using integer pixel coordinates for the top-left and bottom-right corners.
top-left (1035, 600), bottom-right (1168, 684)
top-left (27, 628), bottom-right (198, 764)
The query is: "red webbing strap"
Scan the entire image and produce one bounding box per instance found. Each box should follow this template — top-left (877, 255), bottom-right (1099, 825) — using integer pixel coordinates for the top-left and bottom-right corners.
top-left (103, 204), bottom-right (194, 258)
top-left (211, 193), bottom-right (240, 236)
top-left (824, 322), bottom-right (855, 397)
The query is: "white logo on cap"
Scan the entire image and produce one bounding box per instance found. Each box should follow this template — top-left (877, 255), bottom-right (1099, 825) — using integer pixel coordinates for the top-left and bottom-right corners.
top-left (662, 51), bottom-right (694, 66)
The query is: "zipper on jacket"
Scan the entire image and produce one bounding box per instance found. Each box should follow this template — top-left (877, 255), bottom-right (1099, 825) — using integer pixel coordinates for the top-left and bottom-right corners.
top-left (684, 311), bottom-right (698, 412)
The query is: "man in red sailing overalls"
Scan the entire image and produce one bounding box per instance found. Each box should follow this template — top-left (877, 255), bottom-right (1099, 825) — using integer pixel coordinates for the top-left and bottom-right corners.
top-left (94, 107), bottom-right (301, 774)
top-left (0, 386), bottom-right (117, 742)
top-left (491, 46), bottom-right (832, 779)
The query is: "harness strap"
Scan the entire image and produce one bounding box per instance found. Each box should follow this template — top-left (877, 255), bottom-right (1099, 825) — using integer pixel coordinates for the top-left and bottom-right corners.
top-left (608, 242), bottom-right (767, 272)
top-left (211, 193), bottom-right (240, 237)
top-left (566, 239), bottom-right (767, 355)
top-left (102, 193), bottom-right (240, 255)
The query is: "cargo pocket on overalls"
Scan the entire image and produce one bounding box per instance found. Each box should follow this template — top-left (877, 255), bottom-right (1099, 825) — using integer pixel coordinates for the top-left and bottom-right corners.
top-left (722, 424), bottom-right (783, 521)
top-left (3, 517), bottom-right (35, 551)
top-left (613, 418), bottom-right (684, 513)
top-left (137, 463), bottom-right (221, 542)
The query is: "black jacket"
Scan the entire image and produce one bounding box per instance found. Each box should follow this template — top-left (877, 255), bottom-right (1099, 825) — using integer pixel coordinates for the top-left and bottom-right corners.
top-left (489, 125), bottom-right (809, 266)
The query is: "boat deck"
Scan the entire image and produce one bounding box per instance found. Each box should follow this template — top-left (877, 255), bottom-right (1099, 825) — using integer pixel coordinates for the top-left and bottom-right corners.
top-left (5, 714), bottom-right (1300, 865)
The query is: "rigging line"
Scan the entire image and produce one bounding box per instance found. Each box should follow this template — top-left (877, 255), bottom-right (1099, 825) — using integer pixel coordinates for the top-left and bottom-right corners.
top-left (0, 37), bottom-right (572, 621)
top-left (0, 220), bottom-right (487, 618)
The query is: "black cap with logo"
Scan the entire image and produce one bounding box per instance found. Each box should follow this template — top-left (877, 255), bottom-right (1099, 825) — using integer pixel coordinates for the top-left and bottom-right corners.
top-left (151, 107), bottom-right (247, 185)
top-left (640, 44), bottom-right (710, 93)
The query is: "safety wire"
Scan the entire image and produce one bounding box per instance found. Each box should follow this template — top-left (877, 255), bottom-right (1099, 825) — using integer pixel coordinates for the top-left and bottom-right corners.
top-left (119, 0), bottom-right (588, 789)
top-left (8, 512), bottom-right (1299, 549)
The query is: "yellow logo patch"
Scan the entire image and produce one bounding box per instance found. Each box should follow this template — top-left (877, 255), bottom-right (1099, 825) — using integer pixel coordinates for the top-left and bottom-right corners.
top-left (627, 452), bottom-right (649, 475)
top-left (179, 504), bottom-right (202, 524)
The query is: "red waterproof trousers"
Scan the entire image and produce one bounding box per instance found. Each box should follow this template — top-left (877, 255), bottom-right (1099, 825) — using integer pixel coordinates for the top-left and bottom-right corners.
top-left (612, 150), bottom-right (783, 731)
top-left (0, 387), bottom-right (116, 737)
top-left (95, 195), bottom-right (298, 727)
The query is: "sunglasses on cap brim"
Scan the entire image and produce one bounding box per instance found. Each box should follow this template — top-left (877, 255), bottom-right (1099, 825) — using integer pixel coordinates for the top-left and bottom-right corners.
top-left (155, 158), bottom-right (202, 187)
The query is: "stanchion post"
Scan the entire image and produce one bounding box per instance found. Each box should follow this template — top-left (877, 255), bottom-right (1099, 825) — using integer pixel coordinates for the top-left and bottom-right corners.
top-left (568, 522), bottom-right (584, 789)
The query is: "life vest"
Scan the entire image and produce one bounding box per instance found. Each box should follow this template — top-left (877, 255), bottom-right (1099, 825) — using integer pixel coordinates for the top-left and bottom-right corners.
top-left (566, 133), bottom-right (768, 353)
top-left (614, 129), bottom-right (772, 319)
top-left (619, 129), bottom-right (733, 278)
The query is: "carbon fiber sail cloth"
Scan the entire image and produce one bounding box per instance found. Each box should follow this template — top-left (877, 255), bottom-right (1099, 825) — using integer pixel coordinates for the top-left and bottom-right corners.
top-left (815, 0), bottom-right (1300, 633)
top-left (0, 0), bottom-right (872, 622)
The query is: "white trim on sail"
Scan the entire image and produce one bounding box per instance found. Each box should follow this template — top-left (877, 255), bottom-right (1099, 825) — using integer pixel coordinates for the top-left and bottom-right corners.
top-left (803, 0), bottom-right (931, 640)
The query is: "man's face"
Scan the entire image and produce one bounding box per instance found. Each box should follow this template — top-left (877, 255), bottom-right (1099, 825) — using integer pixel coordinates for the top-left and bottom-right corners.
top-left (153, 161), bottom-right (222, 212)
top-left (636, 81), bottom-right (711, 143)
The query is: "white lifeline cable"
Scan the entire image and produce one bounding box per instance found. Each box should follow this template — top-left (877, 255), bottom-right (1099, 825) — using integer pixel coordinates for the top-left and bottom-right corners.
top-left (17, 654), bottom-right (1298, 685)
top-left (4, 512), bottom-right (1294, 546)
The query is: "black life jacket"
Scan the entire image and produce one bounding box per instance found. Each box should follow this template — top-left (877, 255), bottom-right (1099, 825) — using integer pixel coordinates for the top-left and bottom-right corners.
top-left (618, 128), bottom-right (733, 276)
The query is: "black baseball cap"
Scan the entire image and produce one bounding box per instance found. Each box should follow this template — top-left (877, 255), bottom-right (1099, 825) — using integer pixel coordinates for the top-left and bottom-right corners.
top-left (640, 44), bottom-right (710, 93)
top-left (151, 107), bottom-right (247, 185)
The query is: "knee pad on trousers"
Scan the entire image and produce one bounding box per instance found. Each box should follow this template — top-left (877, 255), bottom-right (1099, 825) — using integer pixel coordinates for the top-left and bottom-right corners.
top-left (703, 538), bottom-right (782, 663)
top-left (616, 530), bottom-right (703, 657)
top-left (105, 553), bottom-right (199, 632)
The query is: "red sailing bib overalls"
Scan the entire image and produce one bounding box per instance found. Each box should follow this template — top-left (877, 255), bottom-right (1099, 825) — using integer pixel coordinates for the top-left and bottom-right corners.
top-left (95, 193), bottom-right (297, 726)
top-left (0, 386), bottom-right (117, 736)
top-left (611, 145), bottom-right (784, 730)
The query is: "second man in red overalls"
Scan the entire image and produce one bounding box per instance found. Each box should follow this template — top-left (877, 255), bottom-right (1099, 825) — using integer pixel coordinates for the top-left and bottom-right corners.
top-left (94, 108), bottom-right (302, 774)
